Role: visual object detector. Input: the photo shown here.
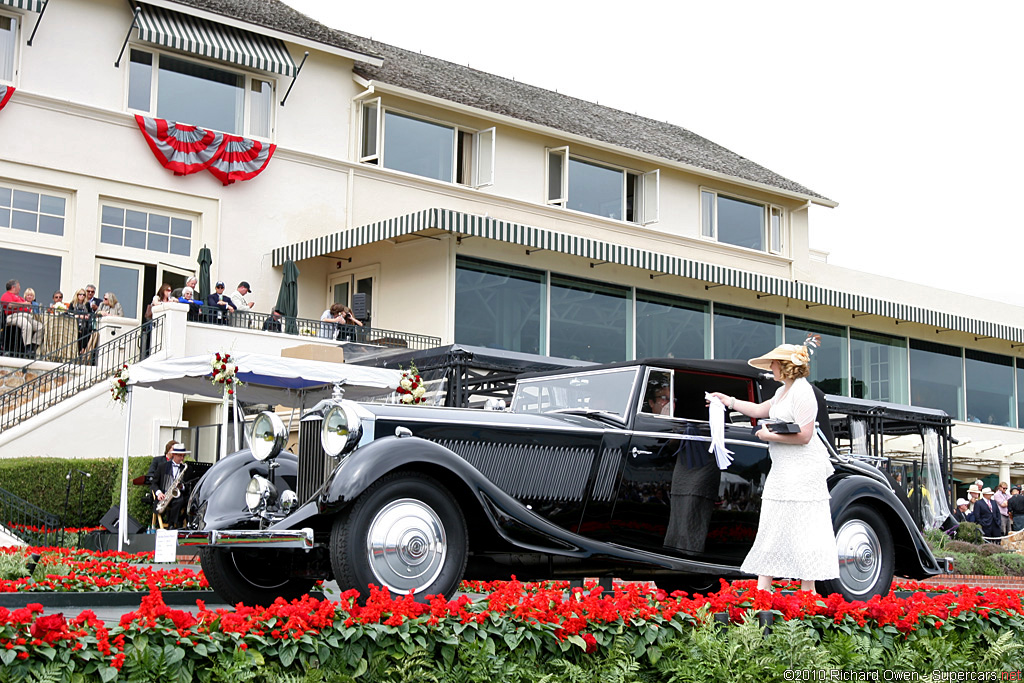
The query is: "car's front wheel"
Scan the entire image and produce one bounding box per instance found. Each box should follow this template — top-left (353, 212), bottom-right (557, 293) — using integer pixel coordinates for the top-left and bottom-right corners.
top-left (330, 471), bottom-right (468, 601)
top-left (200, 548), bottom-right (316, 606)
top-left (819, 504), bottom-right (895, 600)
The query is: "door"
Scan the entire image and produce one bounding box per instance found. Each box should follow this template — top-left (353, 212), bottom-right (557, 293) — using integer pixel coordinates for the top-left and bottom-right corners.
top-left (328, 266), bottom-right (377, 327)
top-left (96, 259), bottom-right (145, 320)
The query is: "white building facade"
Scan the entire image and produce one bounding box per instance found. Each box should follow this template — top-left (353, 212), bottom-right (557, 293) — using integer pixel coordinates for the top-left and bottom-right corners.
top-left (1, 0), bottom-right (1023, 485)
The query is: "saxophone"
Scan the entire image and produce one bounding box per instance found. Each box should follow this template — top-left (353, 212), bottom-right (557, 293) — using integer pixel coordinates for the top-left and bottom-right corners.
top-left (156, 462), bottom-right (188, 514)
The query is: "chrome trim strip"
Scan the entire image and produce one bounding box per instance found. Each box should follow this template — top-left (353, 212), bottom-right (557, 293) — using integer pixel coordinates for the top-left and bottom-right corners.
top-left (177, 528), bottom-right (315, 549)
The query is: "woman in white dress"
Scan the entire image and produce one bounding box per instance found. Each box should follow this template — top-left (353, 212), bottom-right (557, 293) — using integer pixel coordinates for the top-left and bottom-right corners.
top-left (709, 343), bottom-right (839, 593)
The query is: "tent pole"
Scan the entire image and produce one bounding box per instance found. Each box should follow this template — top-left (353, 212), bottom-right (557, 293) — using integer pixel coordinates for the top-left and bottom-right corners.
top-left (233, 391), bottom-right (240, 452)
top-left (220, 390), bottom-right (229, 462)
top-left (118, 388), bottom-right (134, 552)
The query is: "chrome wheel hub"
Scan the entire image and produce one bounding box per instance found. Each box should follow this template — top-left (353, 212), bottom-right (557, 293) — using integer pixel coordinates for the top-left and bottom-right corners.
top-left (835, 519), bottom-right (881, 596)
top-left (366, 498), bottom-right (447, 594)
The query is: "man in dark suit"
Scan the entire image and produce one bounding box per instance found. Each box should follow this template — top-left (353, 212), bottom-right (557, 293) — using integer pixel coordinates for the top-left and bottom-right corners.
top-left (951, 498), bottom-right (972, 524)
top-left (153, 443), bottom-right (190, 528)
top-left (973, 487), bottom-right (1001, 539)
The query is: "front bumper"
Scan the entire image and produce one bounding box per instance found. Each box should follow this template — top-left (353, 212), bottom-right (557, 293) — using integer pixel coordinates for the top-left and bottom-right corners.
top-left (177, 528), bottom-right (315, 550)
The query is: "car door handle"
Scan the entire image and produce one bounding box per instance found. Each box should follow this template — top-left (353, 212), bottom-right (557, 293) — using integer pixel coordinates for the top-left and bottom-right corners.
top-left (631, 447), bottom-right (652, 458)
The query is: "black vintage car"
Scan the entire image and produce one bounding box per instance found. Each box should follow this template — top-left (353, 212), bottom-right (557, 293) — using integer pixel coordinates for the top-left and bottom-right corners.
top-left (183, 358), bottom-right (945, 605)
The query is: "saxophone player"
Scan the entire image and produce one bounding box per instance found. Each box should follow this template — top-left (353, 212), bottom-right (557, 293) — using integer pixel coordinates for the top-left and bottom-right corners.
top-left (153, 443), bottom-right (190, 528)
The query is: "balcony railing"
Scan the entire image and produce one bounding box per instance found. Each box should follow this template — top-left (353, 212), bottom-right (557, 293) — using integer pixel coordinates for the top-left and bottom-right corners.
top-left (192, 305), bottom-right (439, 350)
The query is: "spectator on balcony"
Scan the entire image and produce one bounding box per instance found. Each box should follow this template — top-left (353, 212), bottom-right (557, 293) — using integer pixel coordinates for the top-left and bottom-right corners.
top-left (185, 276), bottom-right (198, 292)
top-left (230, 281), bottom-right (255, 311)
top-left (49, 290), bottom-right (66, 312)
top-left (205, 281), bottom-right (235, 324)
top-left (84, 284), bottom-right (101, 313)
top-left (97, 292), bottom-right (124, 318)
top-left (2, 279), bottom-right (44, 356)
top-left (145, 283), bottom-right (173, 323)
top-left (69, 289), bottom-right (94, 352)
top-left (177, 287), bottom-right (201, 322)
top-left (262, 307), bottom-right (284, 333)
top-left (22, 288), bottom-right (40, 313)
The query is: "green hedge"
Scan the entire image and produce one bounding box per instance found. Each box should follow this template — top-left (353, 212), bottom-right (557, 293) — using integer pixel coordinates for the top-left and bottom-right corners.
top-left (0, 456), bottom-right (154, 529)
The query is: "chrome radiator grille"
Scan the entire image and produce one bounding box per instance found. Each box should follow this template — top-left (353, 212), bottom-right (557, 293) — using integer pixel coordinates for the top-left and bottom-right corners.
top-left (297, 416), bottom-right (331, 503)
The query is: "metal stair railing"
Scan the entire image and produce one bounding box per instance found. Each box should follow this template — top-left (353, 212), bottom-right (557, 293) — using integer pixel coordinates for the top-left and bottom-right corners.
top-left (0, 318), bottom-right (164, 432)
top-left (0, 486), bottom-right (64, 546)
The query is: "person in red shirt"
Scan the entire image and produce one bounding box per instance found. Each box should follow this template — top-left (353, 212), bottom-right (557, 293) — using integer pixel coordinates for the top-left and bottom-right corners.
top-left (2, 279), bottom-right (44, 356)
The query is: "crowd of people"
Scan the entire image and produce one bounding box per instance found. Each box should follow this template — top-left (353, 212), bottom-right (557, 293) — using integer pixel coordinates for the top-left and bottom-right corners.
top-left (1, 278), bottom-right (122, 360)
top-left (952, 479), bottom-right (1024, 537)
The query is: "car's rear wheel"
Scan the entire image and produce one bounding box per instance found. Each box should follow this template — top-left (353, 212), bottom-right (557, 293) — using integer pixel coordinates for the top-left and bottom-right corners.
top-left (330, 471), bottom-right (468, 601)
top-left (819, 504), bottom-right (895, 600)
top-left (200, 548), bottom-right (316, 606)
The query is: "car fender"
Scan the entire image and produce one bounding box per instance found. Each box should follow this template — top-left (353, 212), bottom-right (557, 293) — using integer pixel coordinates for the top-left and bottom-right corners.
top-left (828, 473), bottom-right (942, 578)
top-left (187, 449), bottom-right (298, 531)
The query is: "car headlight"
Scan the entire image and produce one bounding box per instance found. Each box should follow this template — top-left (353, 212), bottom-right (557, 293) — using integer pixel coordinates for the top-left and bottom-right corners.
top-left (245, 475), bottom-right (277, 512)
top-left (251, 411), bottom-right (286, 461)
top-left (321, 402), bottom-right (363, 457)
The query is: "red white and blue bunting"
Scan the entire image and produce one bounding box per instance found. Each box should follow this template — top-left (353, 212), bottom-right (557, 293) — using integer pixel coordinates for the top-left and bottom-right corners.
top-left (134, 115), bottom-right (277, 185)
top-left (0, 85), bottom-right (14, 113)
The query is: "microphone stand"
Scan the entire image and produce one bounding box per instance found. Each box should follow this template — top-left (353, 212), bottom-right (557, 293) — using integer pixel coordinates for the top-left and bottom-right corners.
top-left (61, 470), bottom-right (73, 548)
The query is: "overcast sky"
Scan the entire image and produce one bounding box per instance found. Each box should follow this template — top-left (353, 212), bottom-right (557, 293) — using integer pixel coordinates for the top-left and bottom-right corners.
top-left (282, 0), bottom-right (1023, 306)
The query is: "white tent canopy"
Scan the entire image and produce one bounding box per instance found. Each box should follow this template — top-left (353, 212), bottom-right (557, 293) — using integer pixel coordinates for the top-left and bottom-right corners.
top-left (127, 352), bottom-right (402, 405)
top-left (118, 352), bottom-right (403, 549)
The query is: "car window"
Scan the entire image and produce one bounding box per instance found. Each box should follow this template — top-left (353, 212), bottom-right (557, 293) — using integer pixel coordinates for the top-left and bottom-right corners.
top-left (673, 370), bottom-right (753, 421)
top-left (512, 367), bottom-right (639, 419)
top-left (639, 368), bottom-right (674, 416)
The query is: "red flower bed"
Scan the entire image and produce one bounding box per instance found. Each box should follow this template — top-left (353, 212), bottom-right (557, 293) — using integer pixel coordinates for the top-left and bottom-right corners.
top-left (0, 546), bottom-right (208, 593)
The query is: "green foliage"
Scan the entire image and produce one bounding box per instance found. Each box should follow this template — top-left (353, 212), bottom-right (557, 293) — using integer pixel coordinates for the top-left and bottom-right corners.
top-left (0, 456), bottom-right (153, 529)
top-left (954, 521), bottom-right (984, 544)
top-left (0, 548), bottom-right (29, 580)
top-left (975, 542), bottom-right (1012, 557)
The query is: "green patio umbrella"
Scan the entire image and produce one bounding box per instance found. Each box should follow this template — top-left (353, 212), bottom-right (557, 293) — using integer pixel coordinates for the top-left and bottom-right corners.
top-left (274, 259), bottom-right (300, 335)
top-left (197, 245), bottom-right (213, 303)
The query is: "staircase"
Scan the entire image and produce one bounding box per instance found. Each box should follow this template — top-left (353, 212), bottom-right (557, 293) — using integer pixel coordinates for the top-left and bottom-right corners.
top-left (0, 319), bottom-right (163, 433)
top-left (0, 486), bottom-right (62, 546)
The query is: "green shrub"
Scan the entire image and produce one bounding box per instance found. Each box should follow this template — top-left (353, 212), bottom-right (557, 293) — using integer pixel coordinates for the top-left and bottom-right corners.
top-left (0, 456), bottom-right (154, 529)
top-left (955, 521), bottom-right (984, 543)
top-left (976, 542), bottom-right (1012, 556)
top-left (945, 540), bottom-right (979, 554)
top-left (943, 551), bottom-right (976, 575)
top-left (0, 548), bottom-right (29, 580)
top-left (991, 552), bottom-right (1024, 576)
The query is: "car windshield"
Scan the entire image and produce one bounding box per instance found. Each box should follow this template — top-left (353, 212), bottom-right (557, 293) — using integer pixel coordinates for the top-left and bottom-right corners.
top-left (511, 367), bottom-right (640, 420)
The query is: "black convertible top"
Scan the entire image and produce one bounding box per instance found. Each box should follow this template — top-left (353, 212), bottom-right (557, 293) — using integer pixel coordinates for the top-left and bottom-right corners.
top-left (516, 357), bottom-right (768, 381)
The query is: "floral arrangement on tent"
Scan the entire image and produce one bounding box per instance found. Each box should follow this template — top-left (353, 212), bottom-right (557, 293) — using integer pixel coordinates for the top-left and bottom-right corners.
top-left (109, 364), bottom-right (129, 404)
top-left (210, 352), bottom-right (242, 396)
top-left (396, 361), bottom-right (427, 405)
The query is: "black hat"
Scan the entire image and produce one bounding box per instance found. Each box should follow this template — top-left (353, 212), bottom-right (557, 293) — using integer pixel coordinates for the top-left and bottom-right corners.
top-left (239, 281), bottom-right (252, 291)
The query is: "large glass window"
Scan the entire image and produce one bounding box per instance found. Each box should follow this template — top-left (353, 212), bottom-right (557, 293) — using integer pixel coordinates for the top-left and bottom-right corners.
top-left (1017, 359), bottom-right (1024, 430)
top-left (98, 263), bottom-right (141, 320)
top-left (850, 329), bottom-right (908, 403)
top-left (100, 204), bottom-right (192, 256)
top-left (785, 317), bottom-right (848, 395)
top-left (382, 111), bottom-right (455, 182)
top-left (546, 147), bottom-right (658, 224)
top-left (909, 340), bottom-right (963, 420)
top-left (701, 190), bottom-right (782, 252)
top-left (127, 49), bottom-right (272, 137)
top-left (455, 257), bottom-right (544, 354)
top-left (0, 248), bottom-right (60, 305)
top-left (635, 290), bottom-right (708, 359)
top-left (965, 350), bottom-right (1014, 427)
top-left (0, 184), bottom-right (65, 236)
top-left (712, 304), bottom-right (780, 361)
top-left (0, 14), bottom-right (16, 83)
top-left (550, 275), bottom-right (630, 363)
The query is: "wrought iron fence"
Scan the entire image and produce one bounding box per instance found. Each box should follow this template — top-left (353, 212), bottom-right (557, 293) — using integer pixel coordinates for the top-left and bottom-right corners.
top-left (193, 305), bottom-right (439, 350)
top-left (0, 318), bottom-right (163, 432)
top-left (0, 486), bottom-right (64, 546)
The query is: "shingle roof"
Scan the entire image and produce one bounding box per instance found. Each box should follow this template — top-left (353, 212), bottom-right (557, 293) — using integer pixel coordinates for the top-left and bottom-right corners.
top-left (169, 0), bottom-right (831, 202)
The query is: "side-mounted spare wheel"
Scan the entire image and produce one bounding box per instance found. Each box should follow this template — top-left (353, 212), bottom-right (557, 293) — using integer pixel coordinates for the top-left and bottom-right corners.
top-left (200, 548), bottom-right (316, 607)
top-left (819, 504), bottom-right (895, 600)
top-left (330, 471), bottom-right (468, 601)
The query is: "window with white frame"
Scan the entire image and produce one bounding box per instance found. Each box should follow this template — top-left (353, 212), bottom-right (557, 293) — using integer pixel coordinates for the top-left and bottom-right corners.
top-left (127, 48), bottom-right (274, 138)
top-left (100, 204), bottom-right (193, 257)
top-left (0, 183), bottom-right (66, 236)
top-left (701, 189), bottom-right (784, 253)
top-left (546, 147), bottom-right (658, 224)
top-left (359, 98), bottom-right (495, 187)
top-left (0, 13), bottom-right (17, 83)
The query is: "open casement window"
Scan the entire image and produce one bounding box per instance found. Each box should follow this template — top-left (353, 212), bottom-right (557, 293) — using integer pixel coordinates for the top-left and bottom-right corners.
top-left (0, 13), bottom-right (16, 84)
top-left (546, 146), bottom-right (568, 206)
top-left (701, 188), bottom-right (783, 253)
top-left (473, 127), bottom-right (495, 187)
top-left (638, 169), bottom-right (659, 225)
top-left (359, 97), bottom-right (381, 163)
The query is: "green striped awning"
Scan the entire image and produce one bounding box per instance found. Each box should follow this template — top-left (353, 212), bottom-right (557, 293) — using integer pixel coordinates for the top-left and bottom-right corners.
top-left (135, 4), bottom-right (296, 77)
top-left (0, 0), bottom-right (45, 12)
top-left (272, 207), bottom-right (1024, 345)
